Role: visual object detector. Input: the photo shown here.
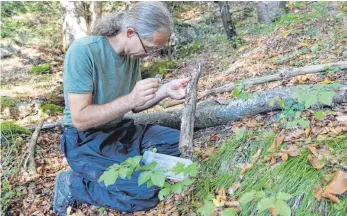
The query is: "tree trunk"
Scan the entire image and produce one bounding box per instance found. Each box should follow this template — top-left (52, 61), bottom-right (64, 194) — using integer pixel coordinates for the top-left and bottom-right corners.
top-left (128, 85), bottom-right (347, 129)
top-left (61, 1), bottom-right (90, 50)
top-left (256, 1), bottom-right (287, 24)
top-left (216, 1), bottom-right (237, 41)
top-left (28, 85), bottom-right (347, 131)
top-left (90, 1), bottom-right (103, 33)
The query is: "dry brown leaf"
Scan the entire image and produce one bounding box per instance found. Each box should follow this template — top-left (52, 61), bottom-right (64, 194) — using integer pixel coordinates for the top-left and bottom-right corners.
top-left (281, 145), bottom-right (300, 157)
top-left (324, 170), bottom-right (347, 195)
top-left (305, 127), bottom-right (311, 138)
top-left (269, 207), bottom-right (277, 216)
top-left (218, 188), bottom-right (227, 201)
top-left (308, 154), bottom-right (325, 169)
top-left (281, 153), bottom-right (289, 162)
top-left (284, 145), bottom-right (301, 157)
top-left (213, 195), bottom-right (224, 207)
top-left (224, 201), bottom-right (240, 208)
top-left (240, 163), bottom-right (253, 175)
top-left (250, 149), bottom-right (262, 164)
top-left (271, 131), bottom-right (285, 150)
top-left (228, 182), bottom-right (241, 196)
top-left (210, 135), bottom-right (221, 141)
top-left (322, 192), bottom-right (340, 204)
top-left (270, 157), bottom-right (276, 165)
top-left (314, 185), bottom-right (323, 201)
top-left (307, 145), bottom-right (318, 157)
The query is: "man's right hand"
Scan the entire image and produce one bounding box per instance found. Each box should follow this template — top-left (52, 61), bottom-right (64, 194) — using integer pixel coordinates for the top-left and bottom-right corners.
top-left (128, 78), bottom-right (161, 107)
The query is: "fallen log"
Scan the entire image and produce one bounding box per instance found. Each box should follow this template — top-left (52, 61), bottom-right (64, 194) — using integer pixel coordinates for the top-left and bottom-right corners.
top-left (129, 84), bottom-right (347, 129)
top-left (27, 84), bottom-right (347, 131)
top-left (27, 121), bottom-right (63, 131)
top-left (162, 61), bottom-right (347, 108)
top-left (179, 64), bottom-right (202, 158)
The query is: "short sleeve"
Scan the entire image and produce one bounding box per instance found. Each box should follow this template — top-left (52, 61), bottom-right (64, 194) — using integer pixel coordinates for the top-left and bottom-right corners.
top-left (63, 42), bottom-right (93, 93)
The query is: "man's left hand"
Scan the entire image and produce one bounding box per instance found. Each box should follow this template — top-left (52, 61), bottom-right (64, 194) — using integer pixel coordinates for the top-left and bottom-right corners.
top-left (165, 77), bottom-right (191, 100)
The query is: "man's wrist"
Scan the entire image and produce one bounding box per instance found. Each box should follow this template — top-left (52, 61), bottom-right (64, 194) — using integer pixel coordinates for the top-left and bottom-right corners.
top-left (158, 84), bottom-right (169, 99)
top-left (121, 94), bottom-right (137, 110)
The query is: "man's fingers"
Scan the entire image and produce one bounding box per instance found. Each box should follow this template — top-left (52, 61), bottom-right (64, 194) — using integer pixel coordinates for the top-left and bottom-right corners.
top-left (143, 88), bottom-right (158, 96)
top-left (141, 78), bottom-right (161, 84)
top-left (144, 94), bottom-right (156, 101)
top-left (142, 82), bottom-right (159, 90)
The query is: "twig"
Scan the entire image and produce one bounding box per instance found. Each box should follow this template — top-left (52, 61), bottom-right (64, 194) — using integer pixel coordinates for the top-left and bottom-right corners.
top-left (179, 64), bottom-right (202, 158)
top-left (23, 118), bottom-right (44, 174)
top-left (161, 61), bottom-right (347, 108)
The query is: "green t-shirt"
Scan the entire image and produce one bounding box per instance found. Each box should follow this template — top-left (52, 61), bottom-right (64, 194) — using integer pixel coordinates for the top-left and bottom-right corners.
top-left (63, 36), bottom-right (141, 128)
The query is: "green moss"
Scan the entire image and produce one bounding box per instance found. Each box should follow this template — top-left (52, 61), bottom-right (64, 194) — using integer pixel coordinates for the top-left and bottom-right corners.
top-left (0, 121), bottom-right (31, 138)
top-left (141, 60), bottom-right (176, 78)
top-left (0, 97), bottom-right (18, 112)
top-left (187, 131), bottom-right (347, 215)
top-left (39, 103), bottom-right (63, 116)
top-left (28, 63), bottom-right (51, 74)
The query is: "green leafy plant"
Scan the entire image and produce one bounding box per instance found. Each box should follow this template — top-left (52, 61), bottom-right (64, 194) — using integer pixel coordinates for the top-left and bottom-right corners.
top-left (239, 190), bottom-right (293, 216)
top-left (99, 156), bottom-right (198, 201)
top-left (324, 66), bottom-right (341, 74)
top-left (232, 81), bottom-right (252, 100)
top-left (197, 194), bottom-right (215, 216)
top-left (267, 84), bottom-right (340, 128)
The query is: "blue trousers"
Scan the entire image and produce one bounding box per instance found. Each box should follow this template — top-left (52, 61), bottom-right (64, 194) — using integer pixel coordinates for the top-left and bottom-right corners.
top-left (60, 119), bottom-right (180, 212)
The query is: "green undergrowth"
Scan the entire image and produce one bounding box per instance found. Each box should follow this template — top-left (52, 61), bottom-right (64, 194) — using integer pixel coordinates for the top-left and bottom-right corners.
top-left (141, 60), bottom-right (176, 78)
top-left (39, 103), bottom-right (63, 116)
top-left (239, 2), bottom-right (346, 38)
top-left (28, 63), bottom-right (51, 75)
top-left (0, 120), bottom-right (31, 140)
top-left (0, 97), bottom-right (18, 112)
top-left (186, 130), bottom-right (347, 215)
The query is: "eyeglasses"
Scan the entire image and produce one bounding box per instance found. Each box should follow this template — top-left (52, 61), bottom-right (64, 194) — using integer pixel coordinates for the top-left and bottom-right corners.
top-left (135, 31), bottom-right (166, 54)
top-left (135, 31), bottom-right (149, 54)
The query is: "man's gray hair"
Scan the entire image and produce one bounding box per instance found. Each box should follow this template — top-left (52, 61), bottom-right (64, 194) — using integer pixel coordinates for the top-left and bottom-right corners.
top-left (91, 2), bottom-right (173, 39)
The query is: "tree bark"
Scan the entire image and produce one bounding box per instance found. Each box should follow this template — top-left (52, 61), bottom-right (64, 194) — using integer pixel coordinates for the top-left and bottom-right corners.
top-left (256, 1), bottom-right (287, 24)
top-left (162, 61), bottom-right (347, 108)
top-left (216, 1), bottom-right (237, 41)
top-left (129, 85), bottom-right (347, 129)
top-left (61, 1), bottom-right (89, 50)
top-left (27, 84), bottom-right (347, 131)
top-left (90, 1), bottom-right (103, 33)
top-left (179, 65), bottom-right (202, 158)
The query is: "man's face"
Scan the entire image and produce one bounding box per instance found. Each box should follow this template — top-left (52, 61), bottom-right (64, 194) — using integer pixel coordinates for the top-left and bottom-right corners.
top-left (125, 28), bottom-right (170, 58)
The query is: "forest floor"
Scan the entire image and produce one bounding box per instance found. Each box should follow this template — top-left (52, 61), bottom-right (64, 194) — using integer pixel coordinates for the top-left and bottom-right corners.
top-left (1, 2), bottom-right (347, 216)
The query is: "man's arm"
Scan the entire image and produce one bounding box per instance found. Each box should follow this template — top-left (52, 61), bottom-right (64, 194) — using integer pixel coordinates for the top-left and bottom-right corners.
top-left (69, 78), bottom-right (160, 131)
top-left (69, 93), bottom-right (134, 131)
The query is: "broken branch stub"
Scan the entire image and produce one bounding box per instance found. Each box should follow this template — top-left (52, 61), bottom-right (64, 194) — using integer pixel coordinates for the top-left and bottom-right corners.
top-left (179, 64), bottom-right (202, 158)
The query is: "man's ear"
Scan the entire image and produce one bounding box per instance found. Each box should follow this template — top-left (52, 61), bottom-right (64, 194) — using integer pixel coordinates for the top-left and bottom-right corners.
top-left (126, 27), bottom-right (136, 38)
